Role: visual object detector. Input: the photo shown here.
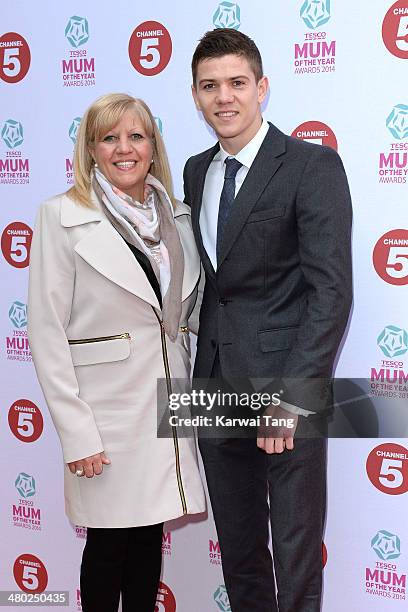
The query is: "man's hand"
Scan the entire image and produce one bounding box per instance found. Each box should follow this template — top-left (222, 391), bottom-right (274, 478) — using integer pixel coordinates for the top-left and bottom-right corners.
top-left (68, 452), bottom-right (111, 478)
top-left (257, 404), bottom-right (298, 454)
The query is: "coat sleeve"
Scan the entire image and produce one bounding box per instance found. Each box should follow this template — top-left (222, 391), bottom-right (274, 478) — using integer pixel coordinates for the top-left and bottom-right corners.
top-left (27, 198), bottom-right (104, 463)
top-left (183, 158), bottom-right (193, 206)
top-left (280, 145), bottom-right (353, 411)
top-left (188, 264), bottom-right (205, 335)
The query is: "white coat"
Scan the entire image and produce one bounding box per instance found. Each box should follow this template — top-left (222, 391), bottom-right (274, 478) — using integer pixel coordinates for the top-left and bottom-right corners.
top-left (27, 184), bottom-right (206, 528)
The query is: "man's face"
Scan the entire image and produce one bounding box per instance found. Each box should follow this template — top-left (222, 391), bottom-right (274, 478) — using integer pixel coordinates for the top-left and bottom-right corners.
top-left (192, 54), bottom-right (268, 154)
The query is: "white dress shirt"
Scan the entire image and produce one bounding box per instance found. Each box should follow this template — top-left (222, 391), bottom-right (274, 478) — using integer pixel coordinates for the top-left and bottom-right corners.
top-left (199, 119), bottom-right (313, 418)
top-left (200, 119), bottom-right (269, 271)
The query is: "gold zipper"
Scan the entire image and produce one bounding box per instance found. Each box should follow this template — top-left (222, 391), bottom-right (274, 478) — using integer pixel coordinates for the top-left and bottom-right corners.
top-left (152, 308), bottom-right (188, 515)
top-left (68, 333), bottom-right (131, 345)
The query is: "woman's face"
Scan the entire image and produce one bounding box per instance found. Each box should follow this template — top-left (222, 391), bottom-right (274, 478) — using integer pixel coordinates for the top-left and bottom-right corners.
top-left (90, 109), bottom-right (153, 201)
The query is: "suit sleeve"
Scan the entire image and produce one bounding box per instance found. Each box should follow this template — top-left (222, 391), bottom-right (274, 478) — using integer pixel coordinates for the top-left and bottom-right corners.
top-left (27, 199), bottom-right (104, 463)
top-left (281, 146), bottom-right (353, 410)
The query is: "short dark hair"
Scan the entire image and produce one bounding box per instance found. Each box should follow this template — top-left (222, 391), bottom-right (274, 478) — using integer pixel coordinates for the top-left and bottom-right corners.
top-left (192, 29), bottom-right (263, 85)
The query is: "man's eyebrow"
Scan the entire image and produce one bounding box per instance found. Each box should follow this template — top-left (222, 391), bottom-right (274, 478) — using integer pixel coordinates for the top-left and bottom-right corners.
top-left (198, 75), bottom-right (249, 85)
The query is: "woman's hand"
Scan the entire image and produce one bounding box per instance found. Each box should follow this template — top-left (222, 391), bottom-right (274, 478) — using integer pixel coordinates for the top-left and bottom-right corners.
top-left (68, 452), bottom-right (111, 478)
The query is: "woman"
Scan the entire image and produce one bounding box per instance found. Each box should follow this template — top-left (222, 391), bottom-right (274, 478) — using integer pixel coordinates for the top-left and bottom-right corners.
top-left (27, 93), bottom-right (205, 611)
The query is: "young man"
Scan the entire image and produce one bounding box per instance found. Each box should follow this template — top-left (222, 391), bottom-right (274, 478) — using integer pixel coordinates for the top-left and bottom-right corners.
top-left (184, 29), bottom-right (352, 611)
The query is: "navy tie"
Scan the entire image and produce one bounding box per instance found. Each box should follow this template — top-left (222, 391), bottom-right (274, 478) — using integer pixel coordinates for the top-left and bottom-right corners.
top-left (216, 157), bottom-right (242, 261)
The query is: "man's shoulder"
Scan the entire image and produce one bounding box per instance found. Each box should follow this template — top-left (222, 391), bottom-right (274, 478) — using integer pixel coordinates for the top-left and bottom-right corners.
top-left (185, 144), bottom-right (218, 171)
top-left (266, 121), bottom-right (340, 162)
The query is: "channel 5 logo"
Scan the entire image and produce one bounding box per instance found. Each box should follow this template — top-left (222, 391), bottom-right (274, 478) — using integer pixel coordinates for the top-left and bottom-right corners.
top-left (382, 1), bottom-right (408, 59)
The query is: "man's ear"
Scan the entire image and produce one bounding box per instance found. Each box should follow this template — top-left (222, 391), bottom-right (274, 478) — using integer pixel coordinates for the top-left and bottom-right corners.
top-left (191, 84), bottom-right (201, 111)
top-left (257, 76), bottom-right (269, 105)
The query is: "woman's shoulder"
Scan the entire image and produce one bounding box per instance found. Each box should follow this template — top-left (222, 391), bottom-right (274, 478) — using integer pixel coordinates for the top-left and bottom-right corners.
top-left (37, 191), bottom-right (101, 228)
top-left (173, 199), bottom-right (192, 220)
top-left (37, 191), bottom-right (75, 216)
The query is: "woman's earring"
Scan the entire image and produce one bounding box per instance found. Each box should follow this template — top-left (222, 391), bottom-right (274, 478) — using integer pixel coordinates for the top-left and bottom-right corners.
top-left (94, 162), bottom-right (98, 167)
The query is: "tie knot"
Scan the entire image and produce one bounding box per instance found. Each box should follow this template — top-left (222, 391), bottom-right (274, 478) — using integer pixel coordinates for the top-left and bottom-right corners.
top-left (224, 157), bottom-right (242, 179)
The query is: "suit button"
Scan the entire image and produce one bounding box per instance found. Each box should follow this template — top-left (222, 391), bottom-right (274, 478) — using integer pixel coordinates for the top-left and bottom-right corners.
top-left (219, 299), bottom-right (226, 306)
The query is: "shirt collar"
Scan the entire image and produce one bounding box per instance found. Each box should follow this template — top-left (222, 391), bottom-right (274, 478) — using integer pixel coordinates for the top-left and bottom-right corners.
top-left (215, 119), bottom-right (269, 169)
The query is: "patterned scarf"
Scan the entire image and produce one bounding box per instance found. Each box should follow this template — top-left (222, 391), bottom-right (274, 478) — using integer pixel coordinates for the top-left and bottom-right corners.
top-left (93, 168), bottom-right (184, 341)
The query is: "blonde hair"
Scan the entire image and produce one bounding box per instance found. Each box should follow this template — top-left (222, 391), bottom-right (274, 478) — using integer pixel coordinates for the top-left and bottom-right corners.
top-left (67, 93), bottom-right (175, 208)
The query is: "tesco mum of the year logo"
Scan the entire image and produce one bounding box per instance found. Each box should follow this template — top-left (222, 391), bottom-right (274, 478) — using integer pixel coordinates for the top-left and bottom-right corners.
top-left (301, 0), bottom-right (331, 29)
top-left (213, 2), bottom-right (241, 29)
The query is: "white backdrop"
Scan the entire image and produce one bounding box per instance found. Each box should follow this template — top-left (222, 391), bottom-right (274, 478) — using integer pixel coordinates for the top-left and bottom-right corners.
top-left (1, 1), bottom-right (408, 610)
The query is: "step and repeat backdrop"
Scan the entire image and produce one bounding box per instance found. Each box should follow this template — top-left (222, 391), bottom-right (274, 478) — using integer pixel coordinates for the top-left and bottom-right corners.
top-left (1, 1), bottom-right (407, 610)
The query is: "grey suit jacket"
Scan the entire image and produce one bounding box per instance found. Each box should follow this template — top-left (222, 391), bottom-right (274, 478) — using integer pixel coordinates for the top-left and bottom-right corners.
top-left (183, 122), bottom-right (352, 414)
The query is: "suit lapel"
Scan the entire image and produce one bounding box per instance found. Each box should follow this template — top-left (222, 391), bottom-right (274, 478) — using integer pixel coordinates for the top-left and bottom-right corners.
top-left (217, 123), bottom-right (286, 268)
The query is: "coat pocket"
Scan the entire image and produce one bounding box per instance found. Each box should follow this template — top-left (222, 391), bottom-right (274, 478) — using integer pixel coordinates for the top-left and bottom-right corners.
top-left (258, 327), bottom-right (299, 353)
top-left (68, 333), bottom-right (131, 366)
top-left (246, 206), bottom-right (286, 223)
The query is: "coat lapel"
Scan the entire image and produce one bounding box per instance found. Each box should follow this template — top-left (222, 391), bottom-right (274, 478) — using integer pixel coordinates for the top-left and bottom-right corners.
top-left (174, 201), bottom-right (201, 300)
top-left (217, 123), bottom-right (286, 269)
top-left (61, 195), bottom-right (161, 309)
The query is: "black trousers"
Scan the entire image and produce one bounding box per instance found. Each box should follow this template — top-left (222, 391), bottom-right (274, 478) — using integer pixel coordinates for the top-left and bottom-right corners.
top-left (199, 437), bottom-right (326, 612)
top-left (198, 355), bottom-right (327, 611)
top-left (80, 524), bottom-right (163, 612)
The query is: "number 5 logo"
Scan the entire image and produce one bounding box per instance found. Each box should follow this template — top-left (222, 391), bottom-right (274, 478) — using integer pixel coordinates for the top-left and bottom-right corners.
top-left (373, 229), bottom-right (408, 286)
top-left (8, 399), bottom-right (44, 443)
top-left (366, 443), bottom-right (408, 495)
top-left (0, 32), bottom-right (31, 83)
top-left (382, 1), bottom-right (408, 59)
top-left (155, 582), bottom-right (176, 612)
top-left (13, 554), bottom-right (48, 593)
top-left (129, 21), bottom-right (172, 76)
top-left (1, 222), bottom-right (33, 269)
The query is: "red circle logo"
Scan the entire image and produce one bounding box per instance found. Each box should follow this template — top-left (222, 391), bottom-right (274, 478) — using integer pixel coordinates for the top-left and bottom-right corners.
top-left (1, 222), bottom-right (33, 268)
top-left (322, 542), bottom-right (328, 568)
top-left (13, 554), bottom-right (48, 593)
top-left (155, 581), bottom-right (176, 612)
top-left (8, 399), bottom-right (44, 443)
top-left (129, 21), bottom-right (172, 76)
top-left (372, 229), bottom-right (408, 286)
top-left (366, 443), bottom-right (408, 495)
top-left (291, 121), bottom-right (338, 151)
top-left (382, 1), bottom-right (408, 59)
top-left (0, 32), bottom-right (31, 83)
